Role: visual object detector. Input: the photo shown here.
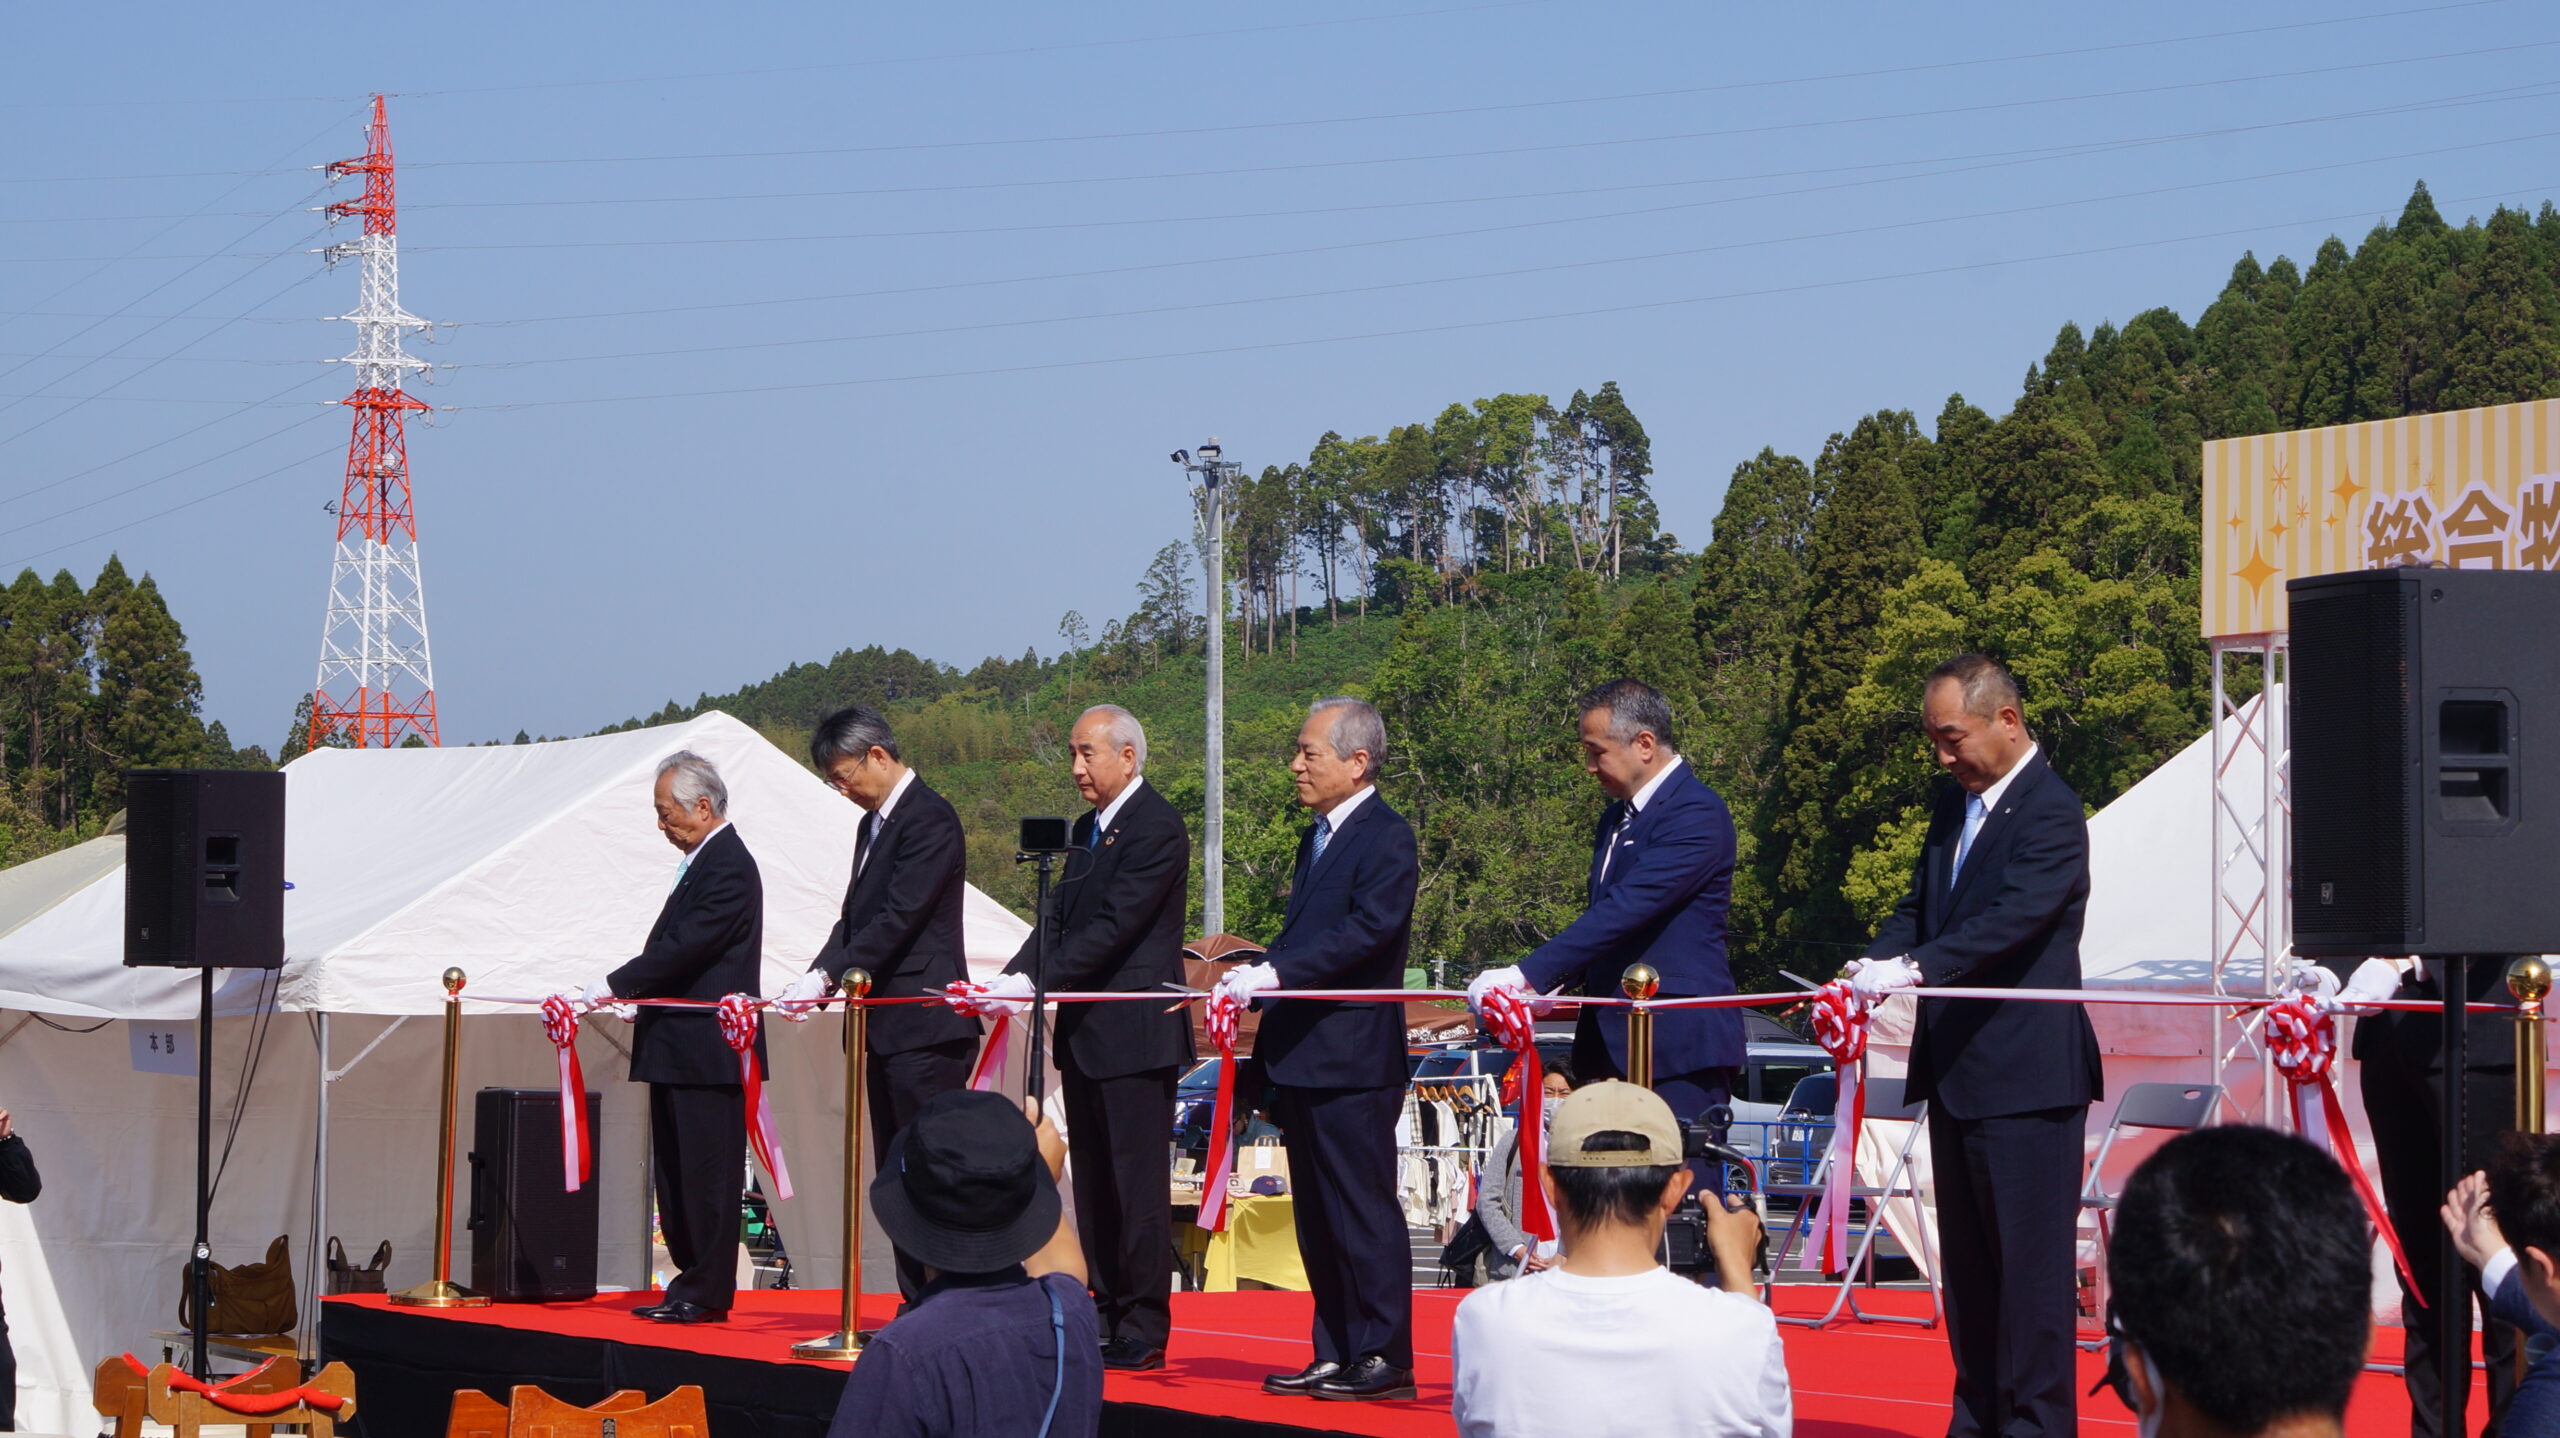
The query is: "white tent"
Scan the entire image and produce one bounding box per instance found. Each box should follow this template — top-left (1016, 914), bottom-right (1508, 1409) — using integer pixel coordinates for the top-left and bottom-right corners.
top-left (0, 712), bottom-right (1032, 1434)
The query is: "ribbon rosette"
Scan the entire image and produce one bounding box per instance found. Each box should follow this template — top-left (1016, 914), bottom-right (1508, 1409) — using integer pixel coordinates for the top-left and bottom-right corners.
top-left (2266, 993), bottom-right (2419, 1302)
top-left (1479, 986), bottom-right (1555, 1242)
top-left (1195, 987), bottom-right (1246, 1232)
top-left (1800, 979), bottom-right (1872, 1276)
top-left (539, 994), bottom-right (594, 1192)
top-left (716, 994), bottom-right (793, 1201)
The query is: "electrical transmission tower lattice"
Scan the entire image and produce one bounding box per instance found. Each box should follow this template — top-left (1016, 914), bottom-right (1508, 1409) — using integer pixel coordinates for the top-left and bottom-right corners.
top-left (309, 93), bottom-right (440, 749)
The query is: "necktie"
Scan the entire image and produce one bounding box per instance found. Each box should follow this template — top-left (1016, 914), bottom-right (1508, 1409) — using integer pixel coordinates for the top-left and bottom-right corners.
top-left (1595, 804), bottom-right (1636, 885)
top-left (671, 855), bottom-right (692, 893)
top-left (1950, 793), bottom-right (1988, 889)
top-left (1311, 815), bottom-right (1334, 866)
top-left (1088, 818), bottom-right (1104, 852)
top-left (856, 811), bottom-right (880, 875)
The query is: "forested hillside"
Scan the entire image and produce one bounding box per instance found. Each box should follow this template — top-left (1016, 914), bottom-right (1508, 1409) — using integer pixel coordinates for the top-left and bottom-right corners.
top-left (577, 184), bottom-right (2560, 987)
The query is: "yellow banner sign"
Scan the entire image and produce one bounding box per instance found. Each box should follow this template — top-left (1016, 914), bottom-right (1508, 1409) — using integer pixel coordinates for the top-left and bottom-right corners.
top-left (2201, 398), bottom-right (2560, 639)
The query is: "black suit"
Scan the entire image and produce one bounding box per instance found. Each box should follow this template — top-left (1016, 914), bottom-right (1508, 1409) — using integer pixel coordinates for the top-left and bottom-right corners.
top-left (2335, 957), bottom-right (2519, 1436)
top-left (1866, 751), bottom-right (2099, 1438)
top-left (607, 824), bottom-right (764, 1313)
top-left (1253, 791), bottom-right (1418, 1371)
top-left (1003, 777), bottom-right (1193, 1350)
top-left (1, 1130), bottom-right (38, 1431)
top-left (808, 774), bottom-right (982, 1298)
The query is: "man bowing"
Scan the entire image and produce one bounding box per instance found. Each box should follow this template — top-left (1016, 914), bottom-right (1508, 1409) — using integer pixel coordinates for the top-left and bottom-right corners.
top-left (953, 704), bottom-right (1193, 1370)
top-left (1848, 653), bottom-right (2099, 1438)
top-left (577, 750), bottom-right (764, 1326)
top-left (773, 703), bottom-right (982, 1301)
top-left (1470, 678), bottom-right (1741, 1128)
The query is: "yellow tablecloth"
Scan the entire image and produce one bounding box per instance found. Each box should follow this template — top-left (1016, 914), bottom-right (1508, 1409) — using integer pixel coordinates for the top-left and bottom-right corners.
top-left (1198, 1193), bottom-right (1308, 1292)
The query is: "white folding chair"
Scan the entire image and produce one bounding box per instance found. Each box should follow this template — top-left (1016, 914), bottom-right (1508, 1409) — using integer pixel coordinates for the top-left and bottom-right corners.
top-left (1761, 1073), bottom-right (1941, 1328)
top-left (2077, 1081), bottom-right (2225, 1347)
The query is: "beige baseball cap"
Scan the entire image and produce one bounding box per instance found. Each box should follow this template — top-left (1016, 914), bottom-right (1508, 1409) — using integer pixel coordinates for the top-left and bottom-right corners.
top-left (1545, 1080), bottom-right (1683, 1167)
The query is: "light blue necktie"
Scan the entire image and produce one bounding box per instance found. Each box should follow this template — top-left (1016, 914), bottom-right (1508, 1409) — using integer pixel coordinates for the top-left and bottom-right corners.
top-left (1311, 814), bottom-right (1333, 866)
top-left (1950, 793), bottom-right (1988, 889)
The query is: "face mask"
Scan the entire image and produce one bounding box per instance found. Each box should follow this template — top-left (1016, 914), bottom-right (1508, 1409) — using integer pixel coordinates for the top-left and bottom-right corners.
top-left (1541, 1097), bottom-right (1563, 1133)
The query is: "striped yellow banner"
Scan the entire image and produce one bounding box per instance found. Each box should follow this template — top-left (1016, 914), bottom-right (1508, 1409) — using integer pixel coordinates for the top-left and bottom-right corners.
top-left (2201, 398), bottom-right (2560, 639)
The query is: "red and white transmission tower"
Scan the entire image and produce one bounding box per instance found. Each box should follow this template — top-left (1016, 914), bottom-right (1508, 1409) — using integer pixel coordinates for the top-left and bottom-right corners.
top-left (309, 94), bottom-right (439, 749)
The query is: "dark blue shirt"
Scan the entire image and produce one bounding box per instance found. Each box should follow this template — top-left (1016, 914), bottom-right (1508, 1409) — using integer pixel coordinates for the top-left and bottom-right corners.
top-left (825, 1268), bottom-right (1101, 1438)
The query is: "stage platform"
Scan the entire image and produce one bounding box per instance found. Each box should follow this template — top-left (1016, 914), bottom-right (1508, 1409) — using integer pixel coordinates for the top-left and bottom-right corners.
top-left (322, 1287), bottom-right (2481, 1437)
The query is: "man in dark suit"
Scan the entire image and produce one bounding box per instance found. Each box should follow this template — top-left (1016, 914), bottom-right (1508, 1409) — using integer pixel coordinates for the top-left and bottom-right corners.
top-left (773, 704), bottom-right (983, 1300)
top-left (1215, 697), bottom-right (1420, 1404)
top-left (578, 750), bottom-right (765, 1325)
top-left (1468, 678), bottom-right (1741, 1128)
top-left (953, 704), bottom-right (1193, 1370)
top-left (1850, 653), bottom-right (2100, 1438)
top-left (2310, 952), bottom-right (2519, 1434)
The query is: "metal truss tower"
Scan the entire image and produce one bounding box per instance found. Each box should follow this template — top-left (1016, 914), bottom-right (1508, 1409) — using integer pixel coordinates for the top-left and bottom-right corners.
top-left (309, 94), bottom-right (439, 749)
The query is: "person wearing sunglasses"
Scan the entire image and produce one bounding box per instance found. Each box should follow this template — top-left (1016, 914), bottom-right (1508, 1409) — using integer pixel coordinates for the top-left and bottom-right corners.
top-left (2103, 1124), bottom-right (2369, 1438)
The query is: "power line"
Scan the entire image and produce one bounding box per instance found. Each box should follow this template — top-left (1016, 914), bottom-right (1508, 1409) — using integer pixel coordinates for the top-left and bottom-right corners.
top-left (0, 410), bottom-right (331, 544)
top-left (439, 125), bottom-right (2560, 374)
top-left (425, 179), bottom-right (2560, 414)
top-left (0, 440), bottom-right (342, 572)
top-left (0, 372), bottom-right (329, 512)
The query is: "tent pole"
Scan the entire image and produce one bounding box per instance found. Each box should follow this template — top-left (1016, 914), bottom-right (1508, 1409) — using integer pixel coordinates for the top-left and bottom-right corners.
top-left (306, 1013), bottom-right (329, 1367)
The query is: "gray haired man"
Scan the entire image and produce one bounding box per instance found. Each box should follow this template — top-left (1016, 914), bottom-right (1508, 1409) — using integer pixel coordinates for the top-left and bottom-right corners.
top-left (567, 750), bottom-right (766, 1324)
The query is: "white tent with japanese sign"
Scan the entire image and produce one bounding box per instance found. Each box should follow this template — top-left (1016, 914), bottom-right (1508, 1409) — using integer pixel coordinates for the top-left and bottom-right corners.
top-left (0, 712), bottom-right (1033, 1434)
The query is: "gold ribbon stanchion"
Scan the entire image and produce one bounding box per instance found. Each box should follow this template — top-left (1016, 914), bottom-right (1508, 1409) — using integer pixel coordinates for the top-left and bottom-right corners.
top-left (794, 969), bottom-right (872, 1362)
top-left (2511, 956), bottom-right (2549, 1134)
top-left (1621, 963), bottom-right (1659, 1090)
top-left (390, 968), bottom-right (488, 1308)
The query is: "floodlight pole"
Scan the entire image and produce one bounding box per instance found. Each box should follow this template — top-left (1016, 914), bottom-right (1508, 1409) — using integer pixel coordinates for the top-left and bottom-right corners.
top-left (1176, 442), bottom-right (1243, 936)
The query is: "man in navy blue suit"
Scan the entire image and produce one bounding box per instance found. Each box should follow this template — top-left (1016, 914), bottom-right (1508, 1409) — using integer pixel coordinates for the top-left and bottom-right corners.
top-left (1214, 697), bottom-right (1420, 1404)
top-left (1469, 677), bottom-right (1741, 1128)
top-left (1850, 653), bottom-right (2100, 1438)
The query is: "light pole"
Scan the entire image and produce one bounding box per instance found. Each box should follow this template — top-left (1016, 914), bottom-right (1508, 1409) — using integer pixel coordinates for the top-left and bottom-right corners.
top-left (1173, 439), bottom-right (1242, 936)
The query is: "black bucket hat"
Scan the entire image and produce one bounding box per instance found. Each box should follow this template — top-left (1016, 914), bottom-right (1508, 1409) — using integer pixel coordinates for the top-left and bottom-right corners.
top-left (870, 1089), bottom-right (1061, 1275)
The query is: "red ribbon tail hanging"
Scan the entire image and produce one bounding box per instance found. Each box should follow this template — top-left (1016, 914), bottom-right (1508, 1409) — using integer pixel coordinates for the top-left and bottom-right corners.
top-left (742, 1041), bottom-right (793, 1202)
top-left (1196, 1024), bottom-right (1240, 1233)
top-left (1514, 1038), bottom-right (1555, 1243)
top-left (557, 1040), bottom-right (589, 1190)
top-left (1807, 1057), bottom-right (1865, 1276)
top-left (2311, 1074), bottom-right (2422, 1306)
top-left (968, 1012), bottom-right (1014, 1092)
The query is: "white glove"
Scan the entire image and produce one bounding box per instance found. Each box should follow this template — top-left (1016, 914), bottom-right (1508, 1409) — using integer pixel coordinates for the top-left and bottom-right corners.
top-left (2327, 957), bottom-right (2409, 1015)
top-left (774, 970), bottom-right (832, 1021)
top-left (2285, 959), bottom-right (2342, 1005)
top-left (579, 977), bottom-right (634, 1021)
top-left (1214, 962), bottom-right (1281, 1007)
top-left (1849, 956), bottom-right (1922, 1003)
top-left (954, 971), bottom-right (1036, 1017)
top-left (1467, 965), bottom-right (1528, 1011)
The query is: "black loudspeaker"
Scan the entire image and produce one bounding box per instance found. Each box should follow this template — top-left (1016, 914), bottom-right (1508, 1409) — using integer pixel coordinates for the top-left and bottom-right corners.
top-left (468, 1087), bottom-right (601, 1302)
top-left (123, 769), bottom-right (285, 969)
top-left (2289, 567), bottom-right (2560, 956)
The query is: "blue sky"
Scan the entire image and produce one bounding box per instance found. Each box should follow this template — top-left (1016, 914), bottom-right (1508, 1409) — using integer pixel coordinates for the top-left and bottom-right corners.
top-left (3, 1), bottom-right (2555, 744)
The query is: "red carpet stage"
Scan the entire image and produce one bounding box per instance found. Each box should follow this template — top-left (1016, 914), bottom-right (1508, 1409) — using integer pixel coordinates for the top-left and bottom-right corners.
top-left (322, 1288), bottom-right (2485, 1437)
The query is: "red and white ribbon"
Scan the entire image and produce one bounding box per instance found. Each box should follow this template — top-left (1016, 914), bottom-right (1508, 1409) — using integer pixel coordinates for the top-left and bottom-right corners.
top-left (2266, 994), bottom-right (2420, 1303)
top-left (717, 993), bottom-right (793, 1201)
top-left (1196, 988), bottom-right (1245, 1232)
top-left (1801, 980), bottom-right (1872, 1276)
top-left (970, 1012), bottom-right (1014, 1093)
top-left (539, 994), bottom-right (593, 1192)
top-left (1480, 987), bottom-right (1555, 1242)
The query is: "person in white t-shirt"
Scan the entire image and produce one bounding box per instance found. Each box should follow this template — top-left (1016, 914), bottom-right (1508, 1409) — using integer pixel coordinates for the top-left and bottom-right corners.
top-left (1450, 1080), bottom-right (1789, 1438)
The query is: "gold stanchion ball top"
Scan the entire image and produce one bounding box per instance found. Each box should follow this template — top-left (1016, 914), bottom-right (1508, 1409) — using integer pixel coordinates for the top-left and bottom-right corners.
top-left (841, 968), bottom-right (873, 999)
top-left (2509, 955), bottom-right (2552, 1005)
top-left (1620, 963), bottom-right (1660, 1002)
top-left (441, 967), bottom-right (466, 996)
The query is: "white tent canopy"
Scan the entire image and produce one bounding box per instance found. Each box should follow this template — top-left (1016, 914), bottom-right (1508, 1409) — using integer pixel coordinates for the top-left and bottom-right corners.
top-left (0, 713), bottom-right (1032, 1432)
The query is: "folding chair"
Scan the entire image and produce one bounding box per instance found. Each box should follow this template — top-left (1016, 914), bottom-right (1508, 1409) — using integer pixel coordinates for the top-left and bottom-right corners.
top-left (2077, 1081), bottom-right (2224, 1346)
top-left (1762, 1073), bottom-right (1941, 1329)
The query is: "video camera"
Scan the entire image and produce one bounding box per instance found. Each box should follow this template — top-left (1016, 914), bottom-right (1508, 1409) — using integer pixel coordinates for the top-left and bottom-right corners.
top-left (1663, 1103), bottom-right (1767, 1278)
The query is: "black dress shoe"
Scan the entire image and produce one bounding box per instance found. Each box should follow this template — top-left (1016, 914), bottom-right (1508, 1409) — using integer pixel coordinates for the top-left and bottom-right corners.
top-left (1311, 1356), bottom-right (1416, 1402)
top-left (1261, 1360), bottom-right (1343, 1394)
top-left (1100, 1337), bottom-right (1166, 1371)
top-left (646, 1299), bottom-right (728, 1324)
top-left (629, 1301), bottom-right (673, 1320)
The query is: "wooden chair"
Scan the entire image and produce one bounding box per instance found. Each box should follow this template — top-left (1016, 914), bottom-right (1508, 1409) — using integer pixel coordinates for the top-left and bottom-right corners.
top-left (100, 1357), bottom-right (356, 1438)
top-left (445, 1385), bottom-right (707, 1438)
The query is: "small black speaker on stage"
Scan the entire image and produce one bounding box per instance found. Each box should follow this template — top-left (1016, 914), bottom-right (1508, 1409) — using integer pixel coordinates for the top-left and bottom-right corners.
top-left (123, 769), bottom-right (285, 969)
top-left (468, 1087), bottom-right (602, 1302)
top-left (2290, 567), bottom-right (2560, 956)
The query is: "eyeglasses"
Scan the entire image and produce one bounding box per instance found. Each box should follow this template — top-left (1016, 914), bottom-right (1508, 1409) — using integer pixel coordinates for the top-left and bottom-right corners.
top-left (2093, 1310), bottom-right (2139, 1412)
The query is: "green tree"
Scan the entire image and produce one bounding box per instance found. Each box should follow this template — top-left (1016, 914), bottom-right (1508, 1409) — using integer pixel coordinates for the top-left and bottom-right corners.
top-left (89, 559), bottom-right (206, 796)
